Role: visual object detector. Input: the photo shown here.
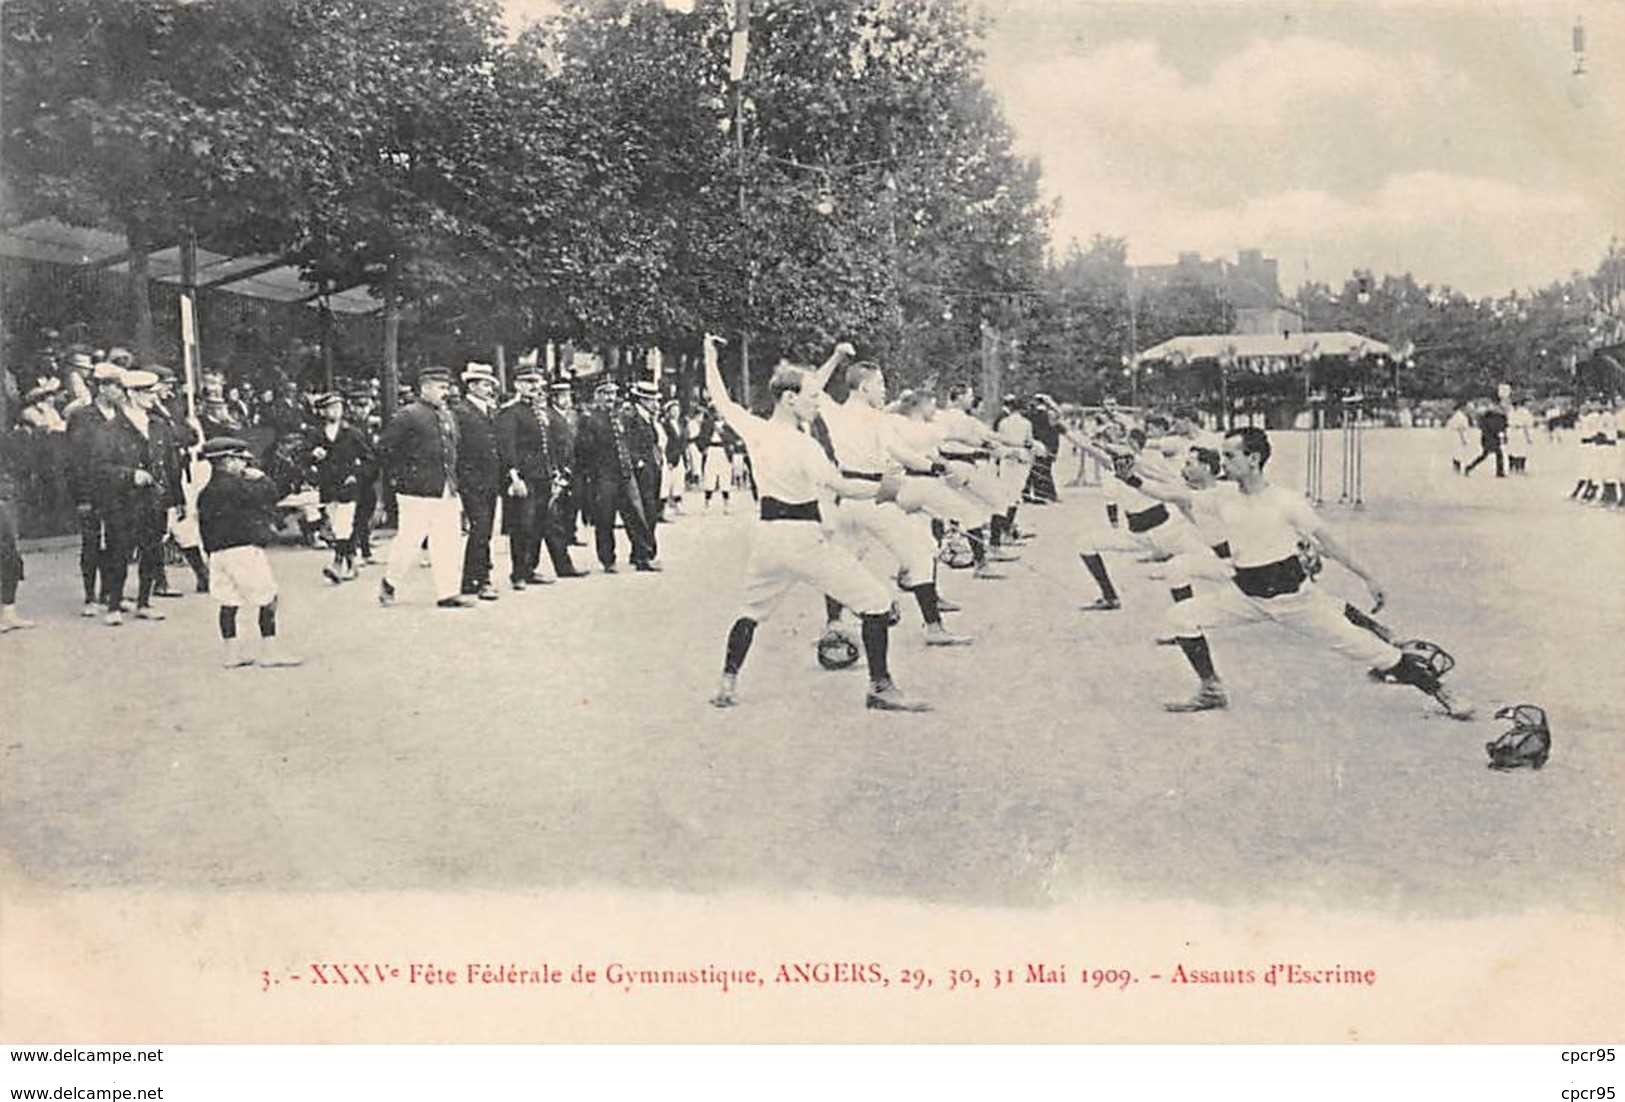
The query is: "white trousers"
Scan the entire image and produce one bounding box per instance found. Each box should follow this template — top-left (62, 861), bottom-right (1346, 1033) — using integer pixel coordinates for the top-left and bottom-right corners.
top-left (834, 497), bottom-right (938, 588)
top-left (1167, 581), bottom-right (1401, 669)
top-left (896, 475), bottom-right (982, 526)
top-left (386, 490), bottom-right (463, 600)
top-left (703, 447), bottom-right (731, 493)
top-left (325, 501), bottom-right (357, 541)
top-left (739, 520), bottom-right (890, 622)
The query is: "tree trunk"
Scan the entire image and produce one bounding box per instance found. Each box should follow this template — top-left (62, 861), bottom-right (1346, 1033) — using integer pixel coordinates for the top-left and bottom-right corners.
top-left (381, 257), bottom-right (401, 422)
top-left (126, 224), bottom-right (156, 363)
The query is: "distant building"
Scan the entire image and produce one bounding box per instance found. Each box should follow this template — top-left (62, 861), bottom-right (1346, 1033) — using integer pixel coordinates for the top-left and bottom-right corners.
top-left (1134, 248), bottom-right (1305, 338)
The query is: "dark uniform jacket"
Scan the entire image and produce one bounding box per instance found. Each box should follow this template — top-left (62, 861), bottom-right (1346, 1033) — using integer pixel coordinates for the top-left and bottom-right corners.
top-left (198, 469), bottom-right (282, 553)
top-left (622, 405), bottom-right (662, 479)
top-left (92, 408), bottom-right (183, 520)
top-left (575, 405), bottom-right (629, 486)
top-left (494, 400), bottom-right (557, 487)
top-left (378, 401), bottom-right (459, 498)
top-left (549, 405), bottom-right (578, 480)
top-left (451, 397), bottom-right (503, 495)
top-left (306, 422), bottom-right (374, 503)
top-left (65, 403), bottom-right (118, 505)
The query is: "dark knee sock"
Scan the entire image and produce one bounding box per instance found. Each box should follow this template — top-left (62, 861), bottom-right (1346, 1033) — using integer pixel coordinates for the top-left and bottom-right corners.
top-left (930, 518), bottom-right (945, 542)
top-left (723, 616), bottom-right (757, 674)
top-left (824, 596), bottom-right (844, 624)
top-left (219, 606), bottom-right (238, 640)
top-left (1169, 584), bottom-right (1193, 603)
top-left (860, 613), bottom-right (891, 683)
top-left (969, 527), bottom-right (988, 566)
top-left (258, 603), bottom-right (277, 638)
top-left (1080, 552), bottom-right (1118, 602)
top-left (1176, 634), bottom-right (1218, 681)
top-left (1105, 503), bottom-right (1120, 526)
top-left (910, 582), bottom-right (942, 627)
top-left (182, 546), bottom-right (207, 582)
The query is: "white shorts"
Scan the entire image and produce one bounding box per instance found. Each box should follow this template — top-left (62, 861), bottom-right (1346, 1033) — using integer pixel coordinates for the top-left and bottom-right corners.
top-left (1168, 580), bottom-right (1400, 670)
top-left (703, 447), bottom-right (731, 493)
top-left (209, 545), bottom-right (278, 608)
top-left (1132, 513), bottom-right (1209, 560)
top-left (944, 460), bottom-right (1006, 512)
top-left (740, 519), bottom-right (890, 622)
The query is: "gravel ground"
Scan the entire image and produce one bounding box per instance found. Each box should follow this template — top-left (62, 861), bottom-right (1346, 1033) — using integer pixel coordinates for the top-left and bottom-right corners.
top-left (4, 428), bottom-right (1620, 917)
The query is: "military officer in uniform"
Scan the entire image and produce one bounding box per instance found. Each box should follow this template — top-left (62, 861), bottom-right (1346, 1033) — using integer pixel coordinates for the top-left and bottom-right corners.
top-left (576, 380), bottom-right (658, 573)
top-left (451, 363), bottom-right (504, 600)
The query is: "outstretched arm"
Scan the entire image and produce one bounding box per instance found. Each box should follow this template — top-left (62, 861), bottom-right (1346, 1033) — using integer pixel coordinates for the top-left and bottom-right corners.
top-left (1309, 522), bottom-right (1385, 612)
top-left (703, 334), bottom-right (752, 434)
top-left (805, 341), bottom-right (857, 396)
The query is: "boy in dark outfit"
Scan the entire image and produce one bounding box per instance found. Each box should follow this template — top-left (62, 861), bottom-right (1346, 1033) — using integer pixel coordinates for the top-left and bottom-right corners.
top-left (197, 436), bottom-right (303, 669)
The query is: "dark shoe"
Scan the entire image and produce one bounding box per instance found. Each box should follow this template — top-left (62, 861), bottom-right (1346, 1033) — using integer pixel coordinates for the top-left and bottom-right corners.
top-left (1163, 682), bottom-right (1228, 713)
top-left (634, 561), bottom-right (661, 573)
top-left (602, 564), bottom-right (617, 574)
top-left (152, 586), bottom-right (184, 599)
top-left (524, 574), bottom-right (555, 586)
top-left (555, 567), bottom-right (589, 579)
top-left (437, 596), bottom-right (475, 609)
top-left (322, 565), bottom-right (342, 585)
top-left (1079, 597), bottom-right (1122, 612)
top-left (378, 579), bottom-right (396, 607)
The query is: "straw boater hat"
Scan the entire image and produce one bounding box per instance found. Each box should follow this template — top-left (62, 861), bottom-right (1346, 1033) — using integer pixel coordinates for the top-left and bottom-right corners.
top-left (120, 370), bottom-right (159, 391)
top-left (461, 362), bottom-right (499, 386)
top-left (91, 363), bottom-right (126, 385)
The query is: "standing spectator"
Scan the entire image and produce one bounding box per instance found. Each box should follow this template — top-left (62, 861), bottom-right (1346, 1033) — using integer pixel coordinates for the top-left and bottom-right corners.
top-left (93, 370), bottom-right (183, 625)
top-left (307, 392), bottom-right (374, 584)
top-left (495, 367), bottom-right (546, 589)
top-left (147, 365), bottom-right (208, 596)
top-left (345, 385), bottom-right (382, 565)
top-left (576, 380), bottom-right (657, 573)
top-left (545, 380), bottom-right (588, 569)
top-left (627, 381), bottom-right (665, 544)
top-left (1, 368), bottom-right (36, 633)
top-left (377, 367), bottom-right (467, 608)
top-left (1505, 399), bottom-right (1534, 474)
top-left (66, 364), bottom-right (127, 615)
top-left (450, 363), bottom-right (503, 601)
top-left (661, 399), bottom-right (688, 517)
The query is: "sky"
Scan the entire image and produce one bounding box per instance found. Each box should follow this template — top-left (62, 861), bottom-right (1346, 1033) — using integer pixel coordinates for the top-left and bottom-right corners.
top-left (504, 0), bottom-right (1625, 298)
top-left (978, 0), bottom-right (1624, 296)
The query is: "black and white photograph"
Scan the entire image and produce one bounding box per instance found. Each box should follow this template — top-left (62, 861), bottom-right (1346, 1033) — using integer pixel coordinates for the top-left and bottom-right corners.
top-left (1, 0), bottom-right (1622, 1055)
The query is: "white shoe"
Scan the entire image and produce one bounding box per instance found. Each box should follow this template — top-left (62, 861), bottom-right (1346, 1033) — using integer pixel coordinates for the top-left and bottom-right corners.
top-left (0, 607), bottom-right (36, 633)
top-left (134, 606), bottom-right (166, 622)
top-left (81, 602), bottom-right (99, 619)
top-left (257, 641), bottom-right (304, 668)
top-left (104, 609), bottom-right (124, 627)
top-left (222, 639), bottom-right (255, 669)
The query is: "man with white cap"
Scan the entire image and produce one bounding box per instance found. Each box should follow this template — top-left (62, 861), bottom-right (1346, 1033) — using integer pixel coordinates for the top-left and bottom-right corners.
top-left (627, 380), bottom-right (665, 554)
top-left (452, 363), bottom-right (504, 600)
top-left (377, 367), bottom-right (469, 608)
top-left (65, 362), bottom-right (125, 616)
top-left (92, 369), bottom-right (183, 625)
